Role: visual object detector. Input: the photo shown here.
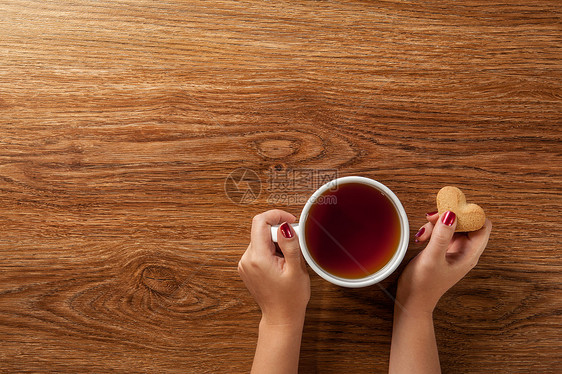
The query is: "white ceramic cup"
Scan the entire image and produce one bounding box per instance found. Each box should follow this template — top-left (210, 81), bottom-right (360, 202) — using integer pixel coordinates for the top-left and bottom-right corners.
top-left (271, 176), bottom-right (409, 288)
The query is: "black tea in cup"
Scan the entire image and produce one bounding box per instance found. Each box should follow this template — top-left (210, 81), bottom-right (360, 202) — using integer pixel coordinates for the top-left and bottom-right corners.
top-left (304, 182), bottom-right (402, 279)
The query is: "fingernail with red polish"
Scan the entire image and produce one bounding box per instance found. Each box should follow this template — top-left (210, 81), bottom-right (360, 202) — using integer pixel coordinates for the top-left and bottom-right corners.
top-left (442, 211), bottom-right (456, 226)
top-left (279, 222), bottom-right (293, 239)
top-left (426, 210), bottom-right (438, 217)
top-left (414, 227), bottom-right (425, 243)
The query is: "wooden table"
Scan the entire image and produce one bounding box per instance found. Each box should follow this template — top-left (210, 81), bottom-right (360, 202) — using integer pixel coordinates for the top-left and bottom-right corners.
top-left (1, 1), bottom-right (560, 372)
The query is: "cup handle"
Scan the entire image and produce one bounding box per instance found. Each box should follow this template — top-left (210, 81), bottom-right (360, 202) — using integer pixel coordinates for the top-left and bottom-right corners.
top-left (270, 223), bottom-right (300, 243)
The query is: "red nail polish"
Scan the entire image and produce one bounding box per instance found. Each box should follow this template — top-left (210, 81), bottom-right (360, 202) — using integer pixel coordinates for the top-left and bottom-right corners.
top-left (414, 227), bottom-right (425, 243)
top-left (442, 211), bottom-right (456, 226)
top-left (426, 210), bottom-right (438, 217)
top-left (279, 222), bottom-right (293, 239)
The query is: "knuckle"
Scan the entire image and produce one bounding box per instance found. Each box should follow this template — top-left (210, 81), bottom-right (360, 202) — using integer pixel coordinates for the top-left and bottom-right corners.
top-left (419, 257), bottom-right (437, 272)
top-left (239, 254), bottom-right (261, 273)
top-left (432, 230), bottom-right (451, 246)
top-left (247, 255), bottom-right (262, 270)
top-left (280, 242), bottom-right (300, 256)
top-left (252, 213), bottom-right (263, 224)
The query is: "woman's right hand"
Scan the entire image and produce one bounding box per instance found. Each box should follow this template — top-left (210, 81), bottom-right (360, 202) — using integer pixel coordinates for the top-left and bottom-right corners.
top-left (396, 211), bottom-right (492, 315)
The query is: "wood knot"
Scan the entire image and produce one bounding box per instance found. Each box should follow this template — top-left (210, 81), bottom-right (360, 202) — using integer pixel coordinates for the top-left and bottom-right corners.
top-left (255, 138), bottom-right (300, 159)
top-left (140, 265), bottom-right (180, 296)
top-left (273, 163), bottom-right (286, 172)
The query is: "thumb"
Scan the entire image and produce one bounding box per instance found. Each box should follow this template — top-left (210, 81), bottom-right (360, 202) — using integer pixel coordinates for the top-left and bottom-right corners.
top-left (424, 211), bottom-right (457, 260)
top-left (277, 222), bottom-right (303, 269)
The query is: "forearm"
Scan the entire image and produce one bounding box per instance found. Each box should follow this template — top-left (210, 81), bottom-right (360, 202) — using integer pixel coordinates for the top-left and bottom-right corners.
top-left (389, 304), bottom-right (441, 374)
top-left (251, 318), bottom-right (304, 374)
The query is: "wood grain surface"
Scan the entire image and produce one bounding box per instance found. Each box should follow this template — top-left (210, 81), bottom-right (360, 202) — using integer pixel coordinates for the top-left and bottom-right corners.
top-left (1, 0), bottom-right (561, 373)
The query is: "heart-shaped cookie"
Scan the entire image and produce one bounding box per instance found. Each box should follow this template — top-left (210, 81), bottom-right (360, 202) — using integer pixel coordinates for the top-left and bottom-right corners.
top-left (436, 186), bottom-right (486, 232)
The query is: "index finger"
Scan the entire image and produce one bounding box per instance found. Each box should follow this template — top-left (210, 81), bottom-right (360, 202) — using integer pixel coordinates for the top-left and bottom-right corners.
top-left (250, 209), bottom-right (296, 252)
top-left (426, 211), bottom-right (440, 225)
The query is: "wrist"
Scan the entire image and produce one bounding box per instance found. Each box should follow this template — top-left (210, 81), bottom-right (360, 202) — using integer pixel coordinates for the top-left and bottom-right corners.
top-left (395, 301), bottom-right (435, 321)
top-left (395, 287), bottom-right (438, 317)
top-left (260, 305), bottom-right (307, 329)
top-left (260, 314), bottom-right (305, 333)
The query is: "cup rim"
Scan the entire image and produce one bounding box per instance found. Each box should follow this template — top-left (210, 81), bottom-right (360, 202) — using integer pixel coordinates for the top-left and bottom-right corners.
top-left (298, 176), bottom-right (409, 288)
